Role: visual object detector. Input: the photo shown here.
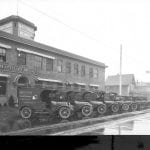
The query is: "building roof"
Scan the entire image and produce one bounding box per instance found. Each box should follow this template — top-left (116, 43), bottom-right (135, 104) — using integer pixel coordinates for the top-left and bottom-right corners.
top-left (0, 15), bottom-right (37, 30)
top-left (136, 82), bottom-right (150, 87)
top-left (105, 74), bottom-right (136, 86)
top-left (0, 30), bottom-right (106, 68)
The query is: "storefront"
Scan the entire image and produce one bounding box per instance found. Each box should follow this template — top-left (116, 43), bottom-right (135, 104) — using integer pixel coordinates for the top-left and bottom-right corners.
top-left (0, 62), bottom-right (38, 106)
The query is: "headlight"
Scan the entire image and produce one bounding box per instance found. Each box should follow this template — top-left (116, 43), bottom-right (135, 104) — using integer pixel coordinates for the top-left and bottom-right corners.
top-left (59, 95), bottom-right (63, 99)
top-left (32, 95), bottom-right (38, 100)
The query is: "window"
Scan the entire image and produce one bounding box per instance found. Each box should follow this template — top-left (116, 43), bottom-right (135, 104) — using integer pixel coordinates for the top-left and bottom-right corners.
top-left (80, 85), bottom-right (86, 89)
top-left (17, 51), bottom-right (26, 65)
top-left (74, 63), bottom-right (79, 75)
top-left (90, 86), bottom-right (98, 90)
top-left (73, 83), bottom-right (79, 88)
top-left (46, 58), bottom-right (53, 71)
top-left (0, 48), bottom-right (6, 63)
top-left (89, 67), bottom-right (93, 78)
top-left (93, 68), bottom-right (98, 78)
top-left (66, 62), bottom-right (71, 73)
top-left (57, 59), bottom-right (63, 72)
top-left (35, 80), bottom-right (43, 86)
top-left (34, 55), bottom-right (43, 70)
top-left (66, 83), bottom-right (72, 89)
top-left (81, 65), bottom-right (86, 77)
top-left (18, 23), bottom-right (35, 40)
top-left (27, 54), bottom-right (43, 70)
top-left (0, 22), bottom-right (13, 34)
top-left (17, 76), bottom-right (29, 85)
top-left (0, 77), bottom-right (7, 96)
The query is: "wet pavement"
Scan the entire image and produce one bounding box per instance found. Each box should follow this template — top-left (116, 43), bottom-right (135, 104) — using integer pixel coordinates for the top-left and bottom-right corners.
top-left (85, 113), bottom-right (150, 135)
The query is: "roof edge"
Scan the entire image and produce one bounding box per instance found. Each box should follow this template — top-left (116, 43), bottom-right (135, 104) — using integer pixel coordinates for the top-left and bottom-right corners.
top-left (0, 30), bottom-right (106, 68)
top-left (0, 15), bottom-right (37, 31)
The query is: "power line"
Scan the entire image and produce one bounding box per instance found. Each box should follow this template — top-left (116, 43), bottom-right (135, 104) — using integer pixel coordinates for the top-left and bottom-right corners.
top-left (20, 0), bottom-right (115, 50)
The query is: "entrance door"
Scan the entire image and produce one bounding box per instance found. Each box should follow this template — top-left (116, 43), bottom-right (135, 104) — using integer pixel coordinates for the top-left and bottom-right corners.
top-left (0, 77), bottom-right (7, 106)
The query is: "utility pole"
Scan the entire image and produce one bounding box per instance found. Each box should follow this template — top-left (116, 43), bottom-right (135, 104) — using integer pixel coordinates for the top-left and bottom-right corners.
top-left (17, 0), bottom-right (19, 16)
top-left (119, 44), bottom-right (122, 96)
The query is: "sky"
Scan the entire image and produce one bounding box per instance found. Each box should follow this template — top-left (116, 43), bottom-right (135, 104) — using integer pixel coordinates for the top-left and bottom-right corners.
top-left (0, 0), bottom-right (150, 82)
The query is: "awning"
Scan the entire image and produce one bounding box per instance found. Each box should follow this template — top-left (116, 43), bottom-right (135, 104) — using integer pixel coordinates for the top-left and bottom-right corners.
top-left (0, 43), bottom-right (11, 49)
top-left (74, 82), bottom-right (86, 86)
top-left (89, 84), bottom-right (99, 87)
top-left (0, 73), bottom-right (10, 77)
top-left (17, 48), bottom-right (55, 59)
top-left (37, 77), bottom-right (62, 83)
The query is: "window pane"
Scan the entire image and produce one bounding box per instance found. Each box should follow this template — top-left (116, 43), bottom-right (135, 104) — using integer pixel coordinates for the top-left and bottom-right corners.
top-left (34, 55), bottom-right (43, 70)
top-left (57, 59), bottom-right (63, 72)
top-left (93, 68), bottom-right (98, 78)
top-left (0, 48), bottom-right (6, 63)
top-left (89, 67), bottom-right (93, 78)
top-left (27, 54), bottom-right (43, 70)
top-left (46, 58), bottom-right (53, 71)
top-left (66, 62), bottom-right (71, 73)
top-left (81, 65), bottom-right (86, 77)
top-left (74, 64), bottom-right (79, 75)
top-left (17, 51), bottom-right (26, 65)
top-left (35, 80), bottom-right (43, 85)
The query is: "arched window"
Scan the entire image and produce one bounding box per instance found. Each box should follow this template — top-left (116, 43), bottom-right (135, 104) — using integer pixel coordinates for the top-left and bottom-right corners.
top-left (15, 75), bottom-right (29, 85)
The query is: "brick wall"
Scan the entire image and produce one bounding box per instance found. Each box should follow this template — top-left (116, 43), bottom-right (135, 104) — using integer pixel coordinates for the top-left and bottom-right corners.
top-left (0, 39), bottom-right (105, 91)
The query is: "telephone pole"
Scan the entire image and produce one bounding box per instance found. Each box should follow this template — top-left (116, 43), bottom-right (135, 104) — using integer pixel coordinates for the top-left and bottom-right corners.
top-left (119, 44), bottom-right (122, 96)
top-left (17, 0), bottom-right (19, 16)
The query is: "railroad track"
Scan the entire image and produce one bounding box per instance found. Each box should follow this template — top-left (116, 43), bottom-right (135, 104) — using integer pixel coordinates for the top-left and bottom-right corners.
top-left (2, 109), bottom-right (150, 135)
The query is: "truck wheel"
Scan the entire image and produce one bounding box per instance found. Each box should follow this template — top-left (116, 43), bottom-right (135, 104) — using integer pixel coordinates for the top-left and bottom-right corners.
top-left (81, 105), bottom-right (93, 117)
top-left (111, 104), bottom-right (119, 113)
top-left (59, 106), bottom-right (71, 119)
top-left (97, 104), bottom-right (106, 114)
top-left (20, 107), bottom-right (32, 119)
top-left (122, 104), bottom-right (129, 111)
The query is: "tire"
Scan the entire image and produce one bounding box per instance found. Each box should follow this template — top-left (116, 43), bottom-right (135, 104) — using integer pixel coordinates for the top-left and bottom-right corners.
top-left (20, 107), bottom-right (32, 119)
top-left (97, 104), bottom-right (107, 114)
top-left (59, 106), bottom-right (71, 119)
top-left (122, 104), bottom-right (129, 111)
top-left (111, 103), bottom-right (119, 113)
top-left (81, 105), bottom-right (93, 117)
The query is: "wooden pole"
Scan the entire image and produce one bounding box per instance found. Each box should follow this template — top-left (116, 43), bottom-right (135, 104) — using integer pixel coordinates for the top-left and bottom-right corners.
top-left (17, 0), bottom-right (19, 16)
top-left (119, 44), bottom-right (122, 96)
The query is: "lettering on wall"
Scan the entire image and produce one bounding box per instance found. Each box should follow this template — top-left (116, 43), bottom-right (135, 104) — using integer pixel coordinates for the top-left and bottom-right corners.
top-left (0, 63), bottom-right (38, 75)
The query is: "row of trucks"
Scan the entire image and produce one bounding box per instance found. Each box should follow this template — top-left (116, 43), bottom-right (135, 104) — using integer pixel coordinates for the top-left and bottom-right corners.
top-left (0, 86), bottom-right (150, 133)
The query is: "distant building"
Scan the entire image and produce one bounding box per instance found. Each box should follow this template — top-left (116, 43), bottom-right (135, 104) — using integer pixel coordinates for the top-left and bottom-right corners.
top-left (133, 82), bottom-right (150, 99)
top-left (105, 74), bottom-right (136, 96)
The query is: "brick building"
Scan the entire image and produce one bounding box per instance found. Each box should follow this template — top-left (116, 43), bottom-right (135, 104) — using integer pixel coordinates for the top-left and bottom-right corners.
top-left (0, 15), bottom-right (106, 106)
top-left (105, 74), bottom-right (136, 96)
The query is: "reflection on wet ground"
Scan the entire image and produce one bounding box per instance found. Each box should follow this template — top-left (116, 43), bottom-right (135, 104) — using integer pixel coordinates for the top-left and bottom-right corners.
top-left (88, 113), bottom-right (150, 135)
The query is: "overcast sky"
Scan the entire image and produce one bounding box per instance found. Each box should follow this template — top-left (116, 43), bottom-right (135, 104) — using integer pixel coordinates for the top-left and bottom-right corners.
top-left (1, 0), bottom-right (150, 82)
